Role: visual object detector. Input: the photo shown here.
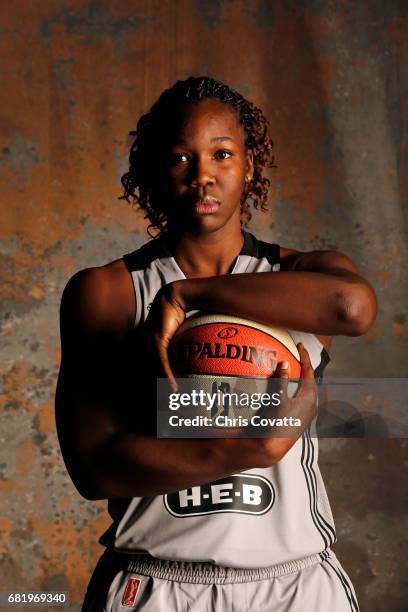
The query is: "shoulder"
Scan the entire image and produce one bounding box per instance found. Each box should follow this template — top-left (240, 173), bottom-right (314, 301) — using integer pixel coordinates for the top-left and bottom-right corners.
top-left (60, 259), bottom-right (135, 338)
top-left (279, 246), bottom-right (358, 273)
top-left (124, 236), bottom-right (169, 271)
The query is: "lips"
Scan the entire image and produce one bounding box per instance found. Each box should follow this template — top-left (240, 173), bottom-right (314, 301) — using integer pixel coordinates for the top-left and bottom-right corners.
top-left (191, 196), bottom-right (221, 214)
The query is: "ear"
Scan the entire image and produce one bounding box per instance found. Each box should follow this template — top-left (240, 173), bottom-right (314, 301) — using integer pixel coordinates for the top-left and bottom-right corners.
top-left (245, 149), bottom-right (254, 181)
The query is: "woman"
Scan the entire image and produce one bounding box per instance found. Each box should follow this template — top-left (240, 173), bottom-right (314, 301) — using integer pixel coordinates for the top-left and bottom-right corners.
top-left (56, 77), bottom-right (377, 610)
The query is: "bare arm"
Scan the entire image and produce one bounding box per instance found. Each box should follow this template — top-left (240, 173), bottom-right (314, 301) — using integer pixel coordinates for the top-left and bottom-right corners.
top-left (55, 266), bottom-right (314, 501)
top-left (173, 249), bottom-right (377, 337)
top-left (150, 249), bottom-right (377, 382)
top-left (88, 428), bottom-right (290, 499)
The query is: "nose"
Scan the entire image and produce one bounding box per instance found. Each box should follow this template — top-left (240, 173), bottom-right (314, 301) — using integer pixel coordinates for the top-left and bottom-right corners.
top-left (188, 157), bottom-right (215, 189)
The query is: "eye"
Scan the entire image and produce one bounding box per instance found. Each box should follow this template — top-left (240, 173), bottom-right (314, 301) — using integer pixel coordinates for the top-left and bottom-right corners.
top-left (170, 152), bottom-right (189, 165)
top-left (214, 149), bottom-right (232, 160)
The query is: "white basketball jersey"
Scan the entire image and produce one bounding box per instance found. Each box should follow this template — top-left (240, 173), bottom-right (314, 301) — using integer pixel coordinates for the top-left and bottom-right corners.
top-left (99, 231), bottom-right (336, 568)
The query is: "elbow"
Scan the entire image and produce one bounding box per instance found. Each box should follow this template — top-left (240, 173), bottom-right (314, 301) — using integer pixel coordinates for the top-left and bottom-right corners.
top-left (70, 472), bottom-right (104, 501)
top-left (62, 458), bottom-right (107, 501)
top-left (336, 282), bottom-right (378, 336)
top-left (77, 488), bottom-right (101, 501)
top-left (72, 463), bottom-right (122, 500)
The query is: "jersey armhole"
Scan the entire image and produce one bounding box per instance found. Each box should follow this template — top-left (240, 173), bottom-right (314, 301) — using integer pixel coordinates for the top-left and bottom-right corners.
top-left (123, 255), bottom-right (142, 329)
top-left (311, 335), bottom-right (331, 382)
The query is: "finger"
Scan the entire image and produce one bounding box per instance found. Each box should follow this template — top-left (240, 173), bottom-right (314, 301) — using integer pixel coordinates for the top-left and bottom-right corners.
top-left (156, 339), bottom-right (178, 393)
top-left (270, 360), bottom-right (290, 405)
top-left (293, 343), bottom-right (317, 406)
top-left (273, 360), bottom-right (290, 378)
top-left (297, 342), bottom-right (314, 380)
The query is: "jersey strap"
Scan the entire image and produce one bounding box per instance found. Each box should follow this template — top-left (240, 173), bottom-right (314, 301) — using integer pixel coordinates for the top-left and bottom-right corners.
top-left (123, 231), bottom-right (281, 272)
top-left (123, 236), bottom-right (171, 272)
top-left (240, 231), bottom-right (280, 266)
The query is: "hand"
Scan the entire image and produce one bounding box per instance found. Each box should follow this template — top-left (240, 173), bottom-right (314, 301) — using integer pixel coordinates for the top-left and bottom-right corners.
top-left (273, 341), bottom-right (317, 406)
top-left (260, 342), bottom-right (318, 458)
top-left (145, 283), bottom-right (186, 391)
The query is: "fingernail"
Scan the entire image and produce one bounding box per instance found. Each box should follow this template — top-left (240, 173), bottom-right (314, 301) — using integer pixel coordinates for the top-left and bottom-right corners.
top-left (280, 360), bottom-right (289, 369)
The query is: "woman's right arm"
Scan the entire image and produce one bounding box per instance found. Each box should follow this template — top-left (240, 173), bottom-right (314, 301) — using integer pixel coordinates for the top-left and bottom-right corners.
top-left (55, 267), bottom-right (315, 500)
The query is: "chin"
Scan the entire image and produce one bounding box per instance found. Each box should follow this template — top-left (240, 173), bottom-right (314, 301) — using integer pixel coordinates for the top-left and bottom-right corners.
top-left (171, 214), bottom-right (226, 236)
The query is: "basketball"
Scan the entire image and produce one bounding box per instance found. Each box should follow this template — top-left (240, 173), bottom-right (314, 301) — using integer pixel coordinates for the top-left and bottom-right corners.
top-left (168, 313), bottom-right (301, 437)
top-left (169, 313), bottom-right (301, 379)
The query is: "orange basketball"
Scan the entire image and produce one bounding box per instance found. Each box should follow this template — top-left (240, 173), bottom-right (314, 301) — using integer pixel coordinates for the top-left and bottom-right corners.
top-left (170, 313), bottom-right (301, 379)
top-left (168, 314), bottom-right (300, 437)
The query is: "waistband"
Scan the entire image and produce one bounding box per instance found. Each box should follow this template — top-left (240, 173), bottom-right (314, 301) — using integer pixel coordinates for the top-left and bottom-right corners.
top-left (117, 551), bottom-right (325, 585)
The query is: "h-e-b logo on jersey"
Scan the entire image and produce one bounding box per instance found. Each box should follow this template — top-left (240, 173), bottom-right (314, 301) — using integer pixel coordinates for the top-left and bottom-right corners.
top-left (164, 474), bottom-right (274, 517)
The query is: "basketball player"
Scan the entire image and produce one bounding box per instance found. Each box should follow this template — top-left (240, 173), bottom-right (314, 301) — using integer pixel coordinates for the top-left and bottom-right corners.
top-left (56, 77), bottom-right (377, 611)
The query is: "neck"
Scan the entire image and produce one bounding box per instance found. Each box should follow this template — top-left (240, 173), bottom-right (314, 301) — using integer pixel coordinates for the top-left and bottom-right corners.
top-left (165, 226), bottom-right (245, 278)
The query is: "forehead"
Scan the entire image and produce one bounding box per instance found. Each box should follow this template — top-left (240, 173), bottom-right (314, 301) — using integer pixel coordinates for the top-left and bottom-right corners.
top-left (169, 99), bottom-right (245, 144)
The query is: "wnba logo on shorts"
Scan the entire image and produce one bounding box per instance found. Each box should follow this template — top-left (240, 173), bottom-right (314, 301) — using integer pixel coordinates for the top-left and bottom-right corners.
top-left (122, 578), bottom-right (141, 607)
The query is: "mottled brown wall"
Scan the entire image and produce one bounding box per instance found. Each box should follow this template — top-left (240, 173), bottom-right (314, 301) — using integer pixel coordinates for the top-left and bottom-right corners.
top-left (0, 1), bottom-right (407, 610)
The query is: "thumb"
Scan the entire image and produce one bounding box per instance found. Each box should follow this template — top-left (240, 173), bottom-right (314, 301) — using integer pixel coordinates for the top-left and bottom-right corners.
top-left (156, 337), bottom-right (178, 393)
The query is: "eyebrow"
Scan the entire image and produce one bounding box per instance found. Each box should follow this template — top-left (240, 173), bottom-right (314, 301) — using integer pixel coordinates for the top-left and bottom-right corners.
top-left (173, 136), bottom-right (235, 145)
top-left (211, 136), bottom-right (235, 143)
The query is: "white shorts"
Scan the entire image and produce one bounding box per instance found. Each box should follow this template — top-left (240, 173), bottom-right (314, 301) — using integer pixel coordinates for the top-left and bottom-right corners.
top-left (82, 548), bottom-right (359, 612)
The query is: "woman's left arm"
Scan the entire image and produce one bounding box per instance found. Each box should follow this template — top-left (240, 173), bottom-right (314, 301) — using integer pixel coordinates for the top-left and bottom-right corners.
top-left (172, 249), bottom-right (377, 337)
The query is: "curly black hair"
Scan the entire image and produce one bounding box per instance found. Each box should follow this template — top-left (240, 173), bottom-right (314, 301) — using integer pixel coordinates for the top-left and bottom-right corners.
top-left (120, 76), bottom-right (276, 236)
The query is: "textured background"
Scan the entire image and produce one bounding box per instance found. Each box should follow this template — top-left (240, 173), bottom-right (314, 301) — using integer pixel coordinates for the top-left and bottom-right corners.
top-left (0, 1), bottom-right (407, 610)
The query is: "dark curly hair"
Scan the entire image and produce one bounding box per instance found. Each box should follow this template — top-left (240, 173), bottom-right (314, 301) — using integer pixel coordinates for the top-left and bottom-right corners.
top-left (120, 76), bottom-right (276, 236)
